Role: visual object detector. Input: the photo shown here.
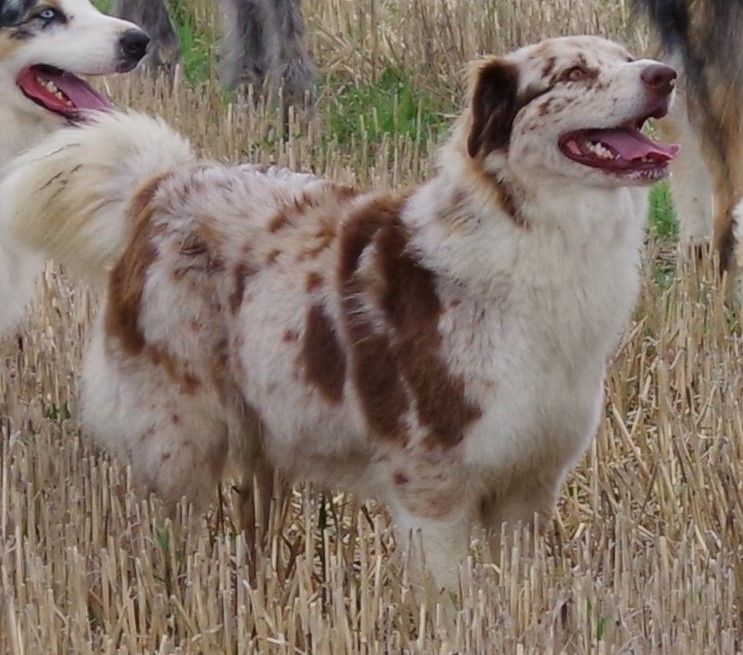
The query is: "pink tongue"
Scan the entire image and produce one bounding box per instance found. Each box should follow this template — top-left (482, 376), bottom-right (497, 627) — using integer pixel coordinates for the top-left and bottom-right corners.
top-left (588, 128), bottom-right (679, 161)
top-left (50, 70), bottom-right (112, 112)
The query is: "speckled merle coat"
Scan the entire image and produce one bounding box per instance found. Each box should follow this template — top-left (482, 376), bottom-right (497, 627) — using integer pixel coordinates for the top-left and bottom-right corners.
top-left (0, 36), bottom-right (672, 588)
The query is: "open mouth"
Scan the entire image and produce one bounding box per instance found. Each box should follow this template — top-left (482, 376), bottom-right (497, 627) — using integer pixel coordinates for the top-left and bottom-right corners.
top-left (16, 65), bottom-right (113, 120)
top-left (559, 111), bottom-right (680, 180)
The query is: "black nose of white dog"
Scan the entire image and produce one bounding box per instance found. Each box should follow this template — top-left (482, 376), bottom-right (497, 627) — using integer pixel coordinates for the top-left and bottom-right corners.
top-left (119, 30), bottom-right (150, 64)
top-left (641, 64), bottom-right (677, 95)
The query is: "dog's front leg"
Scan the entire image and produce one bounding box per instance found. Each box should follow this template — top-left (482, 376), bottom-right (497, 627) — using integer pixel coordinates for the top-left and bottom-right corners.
top-left (479, 466), bottom-right (564, 565)
top-left (390, 500), bottom-right (474, 593)
top-left (386, 458), bottom-right (472, 591)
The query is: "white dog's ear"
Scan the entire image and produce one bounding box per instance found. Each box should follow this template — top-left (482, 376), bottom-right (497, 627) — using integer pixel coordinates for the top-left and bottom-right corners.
top-left (467, 58), bottom-right (521, 158)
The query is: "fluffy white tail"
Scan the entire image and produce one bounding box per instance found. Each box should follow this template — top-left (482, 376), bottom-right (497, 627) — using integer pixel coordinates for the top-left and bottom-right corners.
top-left (0, 111), bottom-right (194, 334)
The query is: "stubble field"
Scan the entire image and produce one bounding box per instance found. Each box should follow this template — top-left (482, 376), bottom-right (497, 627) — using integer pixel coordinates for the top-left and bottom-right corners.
top-left (1, 0), bottom-right (741, 652)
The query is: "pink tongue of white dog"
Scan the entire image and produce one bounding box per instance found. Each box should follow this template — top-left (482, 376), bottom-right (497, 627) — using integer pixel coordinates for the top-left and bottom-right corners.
top-left (53, 71), bottom-right (112, 111)
top-left (591, 128), bottom-right (680, 161)
top-left (17, 66), bottom-right (112, 114)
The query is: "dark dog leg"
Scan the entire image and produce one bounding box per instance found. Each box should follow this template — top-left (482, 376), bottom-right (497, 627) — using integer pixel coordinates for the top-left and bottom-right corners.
top-left (218, 0), bottom-right (316, 104)
top-left (113, 0), bottom-right (180, 70)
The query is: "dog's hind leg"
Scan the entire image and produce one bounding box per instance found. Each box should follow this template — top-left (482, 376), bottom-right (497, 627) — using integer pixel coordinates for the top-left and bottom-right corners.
top-left (660, 94), bottom-right (713, 245)
top-left (479, 465), bottom-right (563, 569)
top-left (81, 325), bottom-right (230, 516)
top-left (233, 452), bottom-right (277, 566)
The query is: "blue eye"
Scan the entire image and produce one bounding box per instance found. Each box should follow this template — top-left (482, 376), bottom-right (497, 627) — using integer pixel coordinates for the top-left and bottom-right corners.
top-left (39, 8), bottom-right (57, 20)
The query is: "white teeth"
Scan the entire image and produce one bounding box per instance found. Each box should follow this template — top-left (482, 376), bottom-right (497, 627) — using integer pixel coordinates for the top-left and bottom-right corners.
top-left (582, 140), bottom-right (616, 160)
top-left (37, 75), bottom-right (71, 105)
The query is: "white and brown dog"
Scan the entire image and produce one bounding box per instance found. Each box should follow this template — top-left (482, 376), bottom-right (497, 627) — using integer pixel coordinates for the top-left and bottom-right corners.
top-left (0, 36), bottom-right (678, 588)
top-left (0, 0), bottom-right (148, 332)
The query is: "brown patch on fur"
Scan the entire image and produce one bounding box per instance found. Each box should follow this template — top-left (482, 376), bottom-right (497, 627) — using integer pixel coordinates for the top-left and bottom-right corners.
top-left (298, 223), bottom-right (336, 261)
top-left (340, 196), bottom-right (411, 442)
top-left (340, 195), bottom-right (403, 281)
top-left (303, 304), bottom-right (346, 403)
top-left (230, 262), bottom-right (258, 314)
top-left (462, 158), bottom-right (528, 229)
top-left (268, 185), bottom-right (355, 238)
top-left (541, 56), bottom-right (557, 78)
top-left (306, 271), bottom-right (324, 292)
top-left (106, 173), bottom-right (171, 356)
top-left (393, 472), bottom-right (410, 485)
top-left (374, 208), bottom-right (483, 448)
top-left (347, 329), bottom-right (409, 442)
top-left (283, 330), bottom-right (299, 343)
top-left (332, 184), bottom-right (359, 200)
top-left (268, 211), bottom-right (290, 233)
top-left (538, 98), bottom-right (559, 116)
top-left (147, 345), bottom-right (202, 394)
top-left (106, 173), bottom-right (204, 395)
top-left (340, 195), bottom-right (481, 447)
top-left (267, 249), bottom-right (281, 265)
top-left (492, 174), bottom-right (528, 228)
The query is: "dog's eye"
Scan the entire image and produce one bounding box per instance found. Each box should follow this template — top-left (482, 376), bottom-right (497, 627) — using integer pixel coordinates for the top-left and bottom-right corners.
top-left (37, 8), bottom-right (61, 22)
top-left (564, 66), bottom-right (589, 82)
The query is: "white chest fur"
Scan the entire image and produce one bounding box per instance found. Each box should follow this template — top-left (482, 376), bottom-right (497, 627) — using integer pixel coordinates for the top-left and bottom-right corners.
top-left (410, 179), bottom-right (648, 476)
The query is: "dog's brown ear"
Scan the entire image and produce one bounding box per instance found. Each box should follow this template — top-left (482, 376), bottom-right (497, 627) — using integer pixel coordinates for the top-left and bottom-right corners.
top-left (467, 58), bottom-right (521, 158)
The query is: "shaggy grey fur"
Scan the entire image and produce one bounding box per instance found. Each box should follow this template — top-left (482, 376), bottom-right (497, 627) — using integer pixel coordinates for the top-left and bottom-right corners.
top-left (112, 0), bottom-right (180, 69)
top-left (113, 0), bottom-right (316, 101)
top-left (218, 0), bottom-right (316, 102)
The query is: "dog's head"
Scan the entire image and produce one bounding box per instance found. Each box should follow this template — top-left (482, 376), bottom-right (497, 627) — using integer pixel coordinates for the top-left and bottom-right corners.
top-left (0, 0), bottom-right (149, 122)
top-left (465, 36), bottom-right (679, 187)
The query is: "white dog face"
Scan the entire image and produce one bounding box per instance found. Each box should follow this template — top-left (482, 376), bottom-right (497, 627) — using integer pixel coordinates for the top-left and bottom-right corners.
top-left (467, 36), bottom-right (680, 187)
top-left (0, 0), bottom-right (149, 122)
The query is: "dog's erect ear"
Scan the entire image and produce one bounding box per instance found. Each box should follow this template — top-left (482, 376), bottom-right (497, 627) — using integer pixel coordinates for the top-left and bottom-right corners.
top-left (467, 58), bottom-right (521, 159)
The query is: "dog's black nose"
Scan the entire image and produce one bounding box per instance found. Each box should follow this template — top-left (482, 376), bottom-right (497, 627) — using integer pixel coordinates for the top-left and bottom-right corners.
top-left (641, 64), bottom-right (677, 94)
top-left (119, 30), bottom-right (150, 63)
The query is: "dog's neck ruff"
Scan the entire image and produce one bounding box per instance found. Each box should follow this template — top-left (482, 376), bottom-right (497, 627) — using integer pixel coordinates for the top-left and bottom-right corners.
top-left (485, 167), bottom-right (528, 228)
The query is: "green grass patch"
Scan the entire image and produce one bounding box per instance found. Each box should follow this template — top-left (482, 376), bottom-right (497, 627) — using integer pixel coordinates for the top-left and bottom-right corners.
top-left (168, 1), bottom-right (214, 84)
top-left (326, 68), bottom-right (449, 145)
top-left (648, 181), bottom-right (677, 239)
